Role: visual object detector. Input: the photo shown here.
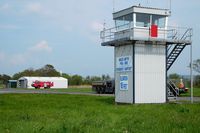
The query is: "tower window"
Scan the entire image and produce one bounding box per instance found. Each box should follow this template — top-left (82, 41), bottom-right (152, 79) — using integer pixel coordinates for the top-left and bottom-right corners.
top-left (136, 13), bottom-right (150, 27)
top-left (152, 15), bottom-right (166, 28)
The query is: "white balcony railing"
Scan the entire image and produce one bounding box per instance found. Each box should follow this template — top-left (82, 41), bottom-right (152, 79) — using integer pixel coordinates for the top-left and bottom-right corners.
top-left (100, 23), bottom-right (192, 43)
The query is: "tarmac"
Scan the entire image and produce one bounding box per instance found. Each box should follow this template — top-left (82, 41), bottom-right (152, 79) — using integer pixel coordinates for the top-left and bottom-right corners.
top-left (0, 88), bottom-right (200, 103)
top-left (0, 88), bottom-right (114, 97)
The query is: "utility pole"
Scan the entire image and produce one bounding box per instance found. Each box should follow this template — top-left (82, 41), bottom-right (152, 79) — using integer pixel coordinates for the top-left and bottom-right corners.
top-left (190, 41), bottom-right (193, 103)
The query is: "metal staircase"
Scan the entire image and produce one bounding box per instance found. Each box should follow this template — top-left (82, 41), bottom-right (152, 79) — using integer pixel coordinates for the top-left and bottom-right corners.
top-left (167, 44), bottom-right (187, 71)
top-left (167, 79), bottom-right (179, 99)
top-left (166, 28), bottom-right (192, 100)
top-left (167, 28), bottom-right (192, 70)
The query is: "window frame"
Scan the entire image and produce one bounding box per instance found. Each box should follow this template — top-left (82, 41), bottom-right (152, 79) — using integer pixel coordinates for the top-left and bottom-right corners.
top-left (135, 13), bottom-right (167, 29)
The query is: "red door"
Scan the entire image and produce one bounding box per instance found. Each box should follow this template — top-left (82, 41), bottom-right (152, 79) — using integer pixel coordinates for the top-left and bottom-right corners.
top-left (151, 25), bottom-right (158, 37)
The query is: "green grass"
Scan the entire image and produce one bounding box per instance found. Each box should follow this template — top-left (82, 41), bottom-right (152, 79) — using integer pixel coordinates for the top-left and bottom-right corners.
top-left (180, 88), bottom-right (200, 97)
top-left (0, 94), bottom-right (200, 133)
top-left (20, 87), bottom-right (93, 93)
top-left (50, 88), bottom-right (93, 93)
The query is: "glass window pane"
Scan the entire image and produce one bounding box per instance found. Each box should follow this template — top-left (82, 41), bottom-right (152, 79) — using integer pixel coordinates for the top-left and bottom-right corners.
top-left (124, 14), bottom-right (133, 22)
top-left (136, 13), bottom-right (150, 27)
top-left (152, 15), bottom-right (166, 28)
top-left (115, 14), bottom-right (133, 31)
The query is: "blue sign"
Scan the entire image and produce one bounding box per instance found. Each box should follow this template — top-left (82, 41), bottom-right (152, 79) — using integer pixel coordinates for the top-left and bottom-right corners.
top-left (116, 56), bottom-right (132, 72)
top-left (120, 75), bottom-right (128, 91)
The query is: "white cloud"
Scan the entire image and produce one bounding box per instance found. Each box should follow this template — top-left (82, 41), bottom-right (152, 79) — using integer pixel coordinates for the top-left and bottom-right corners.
top-left (1, 40), bottom-right (52, 66)
top-left (29, 40), bottom-right (52, 53)
top-left (26, 3), bottom-right (42, 13)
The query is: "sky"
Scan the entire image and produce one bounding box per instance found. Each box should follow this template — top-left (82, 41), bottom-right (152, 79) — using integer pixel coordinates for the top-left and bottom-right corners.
top-left (0, 0), bottom-right (199, 77)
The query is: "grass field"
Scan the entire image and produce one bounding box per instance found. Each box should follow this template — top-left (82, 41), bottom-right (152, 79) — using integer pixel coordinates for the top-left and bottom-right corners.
top-left (180, 88), bottom-right (200, 97)
top-left (9, 87), bottom-right (93, 93)
top-left (49, 87), bottom-right (200, 96)
top-left (0, 94), bottom-right (200, 133)
top-left (51, 88), bottom-right (93, 93)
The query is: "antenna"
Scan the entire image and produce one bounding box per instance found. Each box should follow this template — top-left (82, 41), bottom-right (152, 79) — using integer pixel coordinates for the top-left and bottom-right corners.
top-left (103, 20), bottom-right (106, 30)
top-left (113, 0), bottom-right (115, 12)
top-left (102, 20), bottom-right (106, 42)
top-left (169, 0), bottom-right (172, 11)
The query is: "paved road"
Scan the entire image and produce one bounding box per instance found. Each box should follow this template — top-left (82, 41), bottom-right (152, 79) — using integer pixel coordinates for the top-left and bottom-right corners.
top-left (177, 97), bottom-right (200, 102)
top-left (0, 88), bottom-right (200, 102)
top-left (0, 88), bottom-right (114, 97)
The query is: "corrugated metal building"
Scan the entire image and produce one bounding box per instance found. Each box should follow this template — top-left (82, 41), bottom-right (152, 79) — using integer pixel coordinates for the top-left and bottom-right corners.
top-left (17, 77), bottom-right (68, 89)
top-left (101, 6), bottom-right (192, 104)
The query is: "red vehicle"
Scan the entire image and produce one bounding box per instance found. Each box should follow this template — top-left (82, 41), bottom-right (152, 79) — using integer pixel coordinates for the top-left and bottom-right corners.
top-left (31, 80), bottom-right (54, 89)
top-left (178, 79), bottom-right (188, 94)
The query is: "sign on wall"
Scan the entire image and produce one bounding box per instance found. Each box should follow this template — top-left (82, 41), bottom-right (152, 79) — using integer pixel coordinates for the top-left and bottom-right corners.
top-left (116, 56), bottom-right (132, 72)
top-left (120, 75), bottom-right (128, 91)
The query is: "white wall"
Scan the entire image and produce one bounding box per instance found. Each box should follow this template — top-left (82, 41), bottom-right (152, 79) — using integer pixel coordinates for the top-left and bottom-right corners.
top-left (115, 45), bottom-right (134, 104)
top-left (135, 44), bottom-right (166, 103)
top-left (50, 79), bottom-right (68, 89)
top-left (18, 77), bottom-right (68, 89)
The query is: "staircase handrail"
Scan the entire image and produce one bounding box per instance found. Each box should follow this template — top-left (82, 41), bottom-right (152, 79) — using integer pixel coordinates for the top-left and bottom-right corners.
top-left (167, 79), bottom-right (179, 96)
top-left (180, 28), bottom-right (193, 41)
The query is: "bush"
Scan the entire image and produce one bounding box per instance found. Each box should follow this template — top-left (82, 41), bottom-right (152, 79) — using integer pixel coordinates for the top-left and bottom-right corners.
top-left (194, 75), bottom-right (200, 87)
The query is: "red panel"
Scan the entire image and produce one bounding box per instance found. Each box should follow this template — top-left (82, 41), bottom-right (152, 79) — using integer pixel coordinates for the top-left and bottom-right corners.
top-left (151, 25), bottom-right (158, 37)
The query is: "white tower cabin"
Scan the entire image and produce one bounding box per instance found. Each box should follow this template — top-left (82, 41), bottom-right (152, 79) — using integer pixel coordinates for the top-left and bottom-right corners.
top-left (101, 6), bottom-right (192, 104)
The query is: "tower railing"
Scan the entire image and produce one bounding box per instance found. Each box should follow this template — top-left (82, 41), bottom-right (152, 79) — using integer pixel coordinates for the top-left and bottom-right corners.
top-left (167, 27), bottom-right (193, 70)
top-left (100, 23), bottom-right (192, 44)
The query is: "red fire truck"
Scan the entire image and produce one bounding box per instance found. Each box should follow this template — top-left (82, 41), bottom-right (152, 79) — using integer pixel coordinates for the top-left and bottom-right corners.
top-left (31, 80), bottom-right (54, 89)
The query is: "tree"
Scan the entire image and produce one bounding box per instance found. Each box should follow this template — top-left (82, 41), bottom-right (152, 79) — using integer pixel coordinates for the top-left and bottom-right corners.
top-left (101, 74), bottom-right (111, 81)
top-left (90, 76), bottom-right (101, 82)
top-left (194, 75), bottom-right (200, 87)
top-left (22, 68), bottom-right (35, 76)
top-left (62, 73), bottom-right (72, 85)
top-left (0, 74), bottom-right (11, 84)
top-left (169, 73), bottom-right (180, 79)
top-left (12, 64), bottom-right (60, 79)
top-left (84, 76), bottom-right (91, 85)
top-left (70, 75), bottom-right (83, 85)
top-left (193, 59), bottom-right (200, 73)
top-left (191, 59), bottom-right (200, 87)
top-left (12, 72), bottom-right (23, 80)
top-left (105, 74), bottom-right (111, 80)
top-left (102, 74), bottom-right (106, 81)
top-left (37, 64), bottom-right (60, 77)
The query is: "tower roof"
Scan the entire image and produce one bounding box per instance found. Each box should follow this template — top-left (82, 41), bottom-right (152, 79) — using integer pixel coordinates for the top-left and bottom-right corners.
top-left (113, 5), bottom-right (171, 19)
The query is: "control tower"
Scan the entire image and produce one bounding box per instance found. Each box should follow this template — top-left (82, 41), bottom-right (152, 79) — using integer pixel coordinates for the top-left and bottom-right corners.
top-left (100, 5), bottom-right (192, 104)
